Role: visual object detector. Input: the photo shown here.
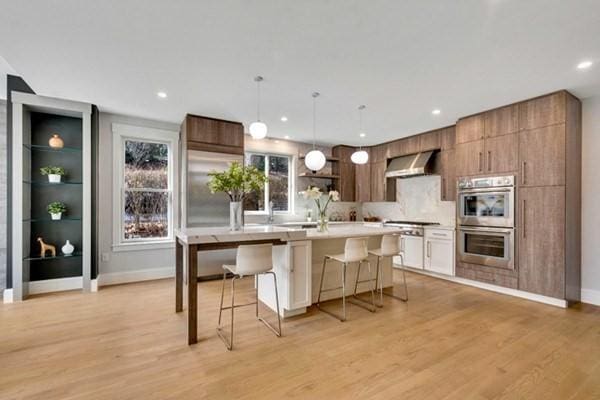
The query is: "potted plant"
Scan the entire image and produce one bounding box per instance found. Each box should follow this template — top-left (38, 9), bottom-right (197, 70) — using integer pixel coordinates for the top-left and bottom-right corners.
top-left (301, 186), bottom-right (339, 232)
top-left (208, 162), bottom-right (268, 231)
top-left (47, 201), bottom-right (67, 220)
top-left (40, 166), bottom-right (65, 183)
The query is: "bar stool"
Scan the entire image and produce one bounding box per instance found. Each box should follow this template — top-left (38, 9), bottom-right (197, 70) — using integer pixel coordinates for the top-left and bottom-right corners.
top-left (370, 234), bottom-right (408, 306)
top-left (217, 243), bottom-right (281, 351)
top-left (316, 237), bottom-right (376, 321)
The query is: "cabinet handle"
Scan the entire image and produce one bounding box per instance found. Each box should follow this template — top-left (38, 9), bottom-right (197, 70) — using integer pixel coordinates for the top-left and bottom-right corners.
top-left (522, 199), bottom-right (527, 239)
top-left (478, 152), bottom-right (483, 172)
top-left (427, 241), bottom-right (431, 257)
top-left (442, 177), bottom-right (446, 200)
top-left (487, 151), bottom-right (492, 171)
top-left (522, 161), bottom-right (527, 185)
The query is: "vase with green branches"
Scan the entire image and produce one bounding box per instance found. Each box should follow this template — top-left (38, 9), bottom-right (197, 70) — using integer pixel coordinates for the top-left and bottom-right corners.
top-left (208, 162), bottom-right (268, 230)
top-left (301, 186), bottom-right (339, 232)
top-left (40, 166), bottom-right (65, 183)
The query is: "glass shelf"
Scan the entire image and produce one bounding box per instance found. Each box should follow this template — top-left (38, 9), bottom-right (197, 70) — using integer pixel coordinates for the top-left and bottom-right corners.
top-left (24, 217), bottom-right (82, 222)
top-left (25, 252), bottom-right (82, 261)
top-left (24, 180), bottom-right (82, 186)
top-left (23, 144), bottom-right (82, 153)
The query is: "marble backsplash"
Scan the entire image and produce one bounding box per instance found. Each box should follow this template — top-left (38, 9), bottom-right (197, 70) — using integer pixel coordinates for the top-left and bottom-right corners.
top-left (362, 175), bottom-right (456, 226)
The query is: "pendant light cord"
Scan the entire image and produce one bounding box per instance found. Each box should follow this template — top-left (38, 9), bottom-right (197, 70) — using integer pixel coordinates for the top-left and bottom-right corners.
top-left (254, 76), bottom-right (263, 122)
top-left (312, 92), bottom-right (319, 150)
top-left (358, 105), bottom-right (366, 150)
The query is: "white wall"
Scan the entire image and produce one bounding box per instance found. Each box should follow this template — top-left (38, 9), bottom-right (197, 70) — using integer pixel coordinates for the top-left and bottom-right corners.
top-left (96, 113), bottom-right (180, 284)
top-left (581, 95), bottom-right (600, 305)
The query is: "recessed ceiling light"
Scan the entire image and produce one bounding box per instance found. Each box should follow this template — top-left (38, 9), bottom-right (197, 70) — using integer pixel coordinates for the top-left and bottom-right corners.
top-left (284, 135), bottom-right (290, 139)
top-left (432, 109), bottom-right (441, 115)
top-left (577, 60), bottom-right (593, 70)
top-left (157, 91), bottom-right (167, 98)
top-left (280, 116), bottom-right (288, 122)
top-left (359, 133), bottom-right (366, 138)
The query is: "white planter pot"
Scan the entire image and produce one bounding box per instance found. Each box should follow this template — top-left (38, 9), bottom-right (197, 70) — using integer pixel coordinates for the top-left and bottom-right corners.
top-left (48, 174), bottom-right (61, 183)
top-left (50, 212), bottom-right (62, 220)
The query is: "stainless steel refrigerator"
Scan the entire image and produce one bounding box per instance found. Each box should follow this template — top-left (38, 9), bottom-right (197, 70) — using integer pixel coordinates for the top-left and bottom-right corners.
top-left (181, 150), bottom-right (243, 276)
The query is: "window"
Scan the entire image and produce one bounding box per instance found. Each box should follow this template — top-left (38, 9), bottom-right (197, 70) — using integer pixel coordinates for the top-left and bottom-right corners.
top-left (112, 123), bottom-right (179, 248)
top-left (244, 152), bottom-right (292, 214)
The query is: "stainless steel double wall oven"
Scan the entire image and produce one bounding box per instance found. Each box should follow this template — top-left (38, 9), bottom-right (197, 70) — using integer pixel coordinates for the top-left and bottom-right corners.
top-left (457, 176), bottom-right (515, 270)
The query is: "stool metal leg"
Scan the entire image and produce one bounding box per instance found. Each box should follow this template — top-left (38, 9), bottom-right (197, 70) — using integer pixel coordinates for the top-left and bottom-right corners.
top-left (349, 260), bottom-right (377, 312)
top-left (256, 272), bottom-right (282, 337)
top-left (218, 271), bottom-right (227, 325)
top-left (217, 275), bottom-right (236, 350)
top-left (379, 254), bottom-right (409, 302)
top-left (374, 256), bottom-right (384, 307)
top-left (316, 256), bottom-right (328, 306)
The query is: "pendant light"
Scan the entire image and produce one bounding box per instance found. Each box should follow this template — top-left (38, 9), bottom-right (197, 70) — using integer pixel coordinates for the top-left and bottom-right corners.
top-left (351, 105), bottom-right (369, 165)
top-left (249, 76), bottom-right (267, 139)
top-left (304, 92), bottom-right (326, 173)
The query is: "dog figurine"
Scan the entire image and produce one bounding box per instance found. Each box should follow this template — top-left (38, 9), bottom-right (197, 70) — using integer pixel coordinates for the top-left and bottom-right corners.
top-left (38, 237), bottom-right (56, 258)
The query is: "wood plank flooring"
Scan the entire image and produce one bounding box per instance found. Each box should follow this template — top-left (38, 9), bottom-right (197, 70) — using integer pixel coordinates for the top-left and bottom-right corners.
top-left (1, 271), bottom-right (599, 400)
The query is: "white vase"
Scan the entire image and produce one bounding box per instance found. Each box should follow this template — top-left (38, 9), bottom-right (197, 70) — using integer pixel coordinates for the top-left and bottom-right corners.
top-left (230, 201), bottom-right (243, 231)
top-left (51, 212), bottom-right (62, 220)
top-left (62, 240), bottom-right (74, 256)
top-left (48, 174), bottom-right (61, 183)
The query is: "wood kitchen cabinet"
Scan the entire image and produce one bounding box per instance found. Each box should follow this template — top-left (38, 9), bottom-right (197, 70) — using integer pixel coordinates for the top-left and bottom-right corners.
top-left (519, 124), bottom-right (566, 187)
top-left (419, 130), bottom-right (441, 151)
top-left (440, 126), bottom-right (456, 150)
top-left (355, 158), bottom-right (371, 202)
top-left (424, 228), bottom-right (455, 276)
top-left (455, 139), bottom-right (485, 177)
top-left (439, 150), bottom-right (456, 201)
top-left (370, 161), bottom-right (387, 202)
top-left (456, 114), bottom-right (485, 144)
top-left (518, 186), bottom-right (566, 298)
top-left (484, 104), bottom-right (519, 138)
top-left (332, 145), bottom-right (356, 202)
top-left (182, 114), bottom-right (244, 155)
top-left (519, 92), bottom-right (566, 131)
top-left (484, 133), bottom-right (518, 174)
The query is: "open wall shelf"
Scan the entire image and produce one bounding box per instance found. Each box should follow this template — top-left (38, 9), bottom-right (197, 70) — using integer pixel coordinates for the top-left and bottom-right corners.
top-left (11, 92), bottom-right (92, 300)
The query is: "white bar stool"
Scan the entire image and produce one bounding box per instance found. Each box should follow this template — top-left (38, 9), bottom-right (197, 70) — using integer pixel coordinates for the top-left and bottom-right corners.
top-left (316, 237), bottom-right (376, 321)
top-left (217, 243), bottom-right (281, 351)
top-left (370, 234), bottom-right (408, 306)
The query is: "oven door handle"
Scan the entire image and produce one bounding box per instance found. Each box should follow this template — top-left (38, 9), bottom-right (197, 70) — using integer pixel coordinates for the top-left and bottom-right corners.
top-left (459, 227), bottom-right (514, 234)
top-left (458, 187), bottom-right (513, 195)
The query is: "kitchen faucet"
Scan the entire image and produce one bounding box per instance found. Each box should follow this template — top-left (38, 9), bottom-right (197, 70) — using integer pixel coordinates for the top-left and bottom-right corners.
top-left (267, 201), bottom-right (274, 224)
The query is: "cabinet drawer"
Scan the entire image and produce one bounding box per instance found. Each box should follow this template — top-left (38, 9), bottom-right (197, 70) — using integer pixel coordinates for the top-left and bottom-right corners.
top-left (425, 229), bottom-right (454, 241)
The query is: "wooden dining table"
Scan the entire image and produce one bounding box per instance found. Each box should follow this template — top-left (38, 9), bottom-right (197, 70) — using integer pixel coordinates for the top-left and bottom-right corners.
top-left (175, 225), bottom-right (307, 345)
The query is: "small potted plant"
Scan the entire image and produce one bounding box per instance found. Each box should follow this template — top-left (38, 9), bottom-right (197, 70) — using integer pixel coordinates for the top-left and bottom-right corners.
top-left (208, 162), bottom-right (268, 231)
top-left (47, 201), bottom-right (67, 220)
top-left (40, 166), bottom-right (65, 183)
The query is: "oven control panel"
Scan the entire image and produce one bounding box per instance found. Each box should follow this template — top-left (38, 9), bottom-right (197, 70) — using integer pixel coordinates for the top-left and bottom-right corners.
top-left (458, 175), bottom-right (514, 189)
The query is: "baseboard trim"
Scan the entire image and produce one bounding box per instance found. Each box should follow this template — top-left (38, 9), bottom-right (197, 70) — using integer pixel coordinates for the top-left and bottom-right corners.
top-left (3, 288), bottom-right (14, 303)
top-left (403, 267), bottom-right (569, 308)
top-left (581, 288), bottom-right (600, 306)
top-left (97, 267), bottom-right (174, 287)
top-left (28, 277), bottom-right (83, 295)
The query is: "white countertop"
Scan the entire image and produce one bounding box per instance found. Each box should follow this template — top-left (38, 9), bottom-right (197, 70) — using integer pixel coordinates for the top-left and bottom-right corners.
top-left (305, 223), bottom-right (404, 240)
top-left (175, 225), bottom-right (307, 245)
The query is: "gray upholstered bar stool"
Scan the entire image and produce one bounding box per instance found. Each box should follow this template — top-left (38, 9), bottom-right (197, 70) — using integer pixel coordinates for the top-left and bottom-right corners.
top-left (217, 243), bottom-right (281, 351)
top-left (370, 234), bottom-right (408, 306)
top-left (316, 237), bottom-right (376, 321)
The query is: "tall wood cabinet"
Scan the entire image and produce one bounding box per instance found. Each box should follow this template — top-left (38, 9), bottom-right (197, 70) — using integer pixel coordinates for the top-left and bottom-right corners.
top-left (331, 145), bottom-right (355, 202)
top-left (516, 91), bottom-right (581, 302)
top-left (181, 114), bottom-right (244, 155)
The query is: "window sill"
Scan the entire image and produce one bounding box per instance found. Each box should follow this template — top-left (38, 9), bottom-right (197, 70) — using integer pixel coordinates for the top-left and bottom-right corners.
top-left (111, 240), bottom-right (175, 253)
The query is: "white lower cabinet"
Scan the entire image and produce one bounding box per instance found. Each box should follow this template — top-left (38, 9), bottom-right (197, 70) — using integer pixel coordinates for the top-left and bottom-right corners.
top-left (257, 240), bottom-right (312, 317)
top-left (424, 228), bottom-right (455, 276)
top-left (394, 235), bottom-right (424, 269)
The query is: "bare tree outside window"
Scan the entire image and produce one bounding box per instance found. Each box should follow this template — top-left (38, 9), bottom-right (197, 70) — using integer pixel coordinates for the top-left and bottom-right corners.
top-left (244, 152), bottom-right (290, 213)
top-left (123, 140), bottom-right (170, 240)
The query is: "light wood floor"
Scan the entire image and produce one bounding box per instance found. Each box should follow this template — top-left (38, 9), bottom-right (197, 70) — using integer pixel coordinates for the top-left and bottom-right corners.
top-left (1, 272), bottom-right (600, 400)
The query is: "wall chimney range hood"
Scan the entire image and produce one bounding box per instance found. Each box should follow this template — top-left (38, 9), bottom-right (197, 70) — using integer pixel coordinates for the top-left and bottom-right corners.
top-left (385, 150), bottom-right (436, 178)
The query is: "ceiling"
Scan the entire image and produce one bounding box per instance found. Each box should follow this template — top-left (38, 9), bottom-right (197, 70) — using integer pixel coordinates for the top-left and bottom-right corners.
top-left (1, 0), bottom-right (600, 145)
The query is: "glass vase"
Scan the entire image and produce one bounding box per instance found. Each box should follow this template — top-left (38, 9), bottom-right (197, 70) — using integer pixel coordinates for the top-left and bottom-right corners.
top-left (230, 201), bottom-right (243, 231)
top-left (317, 212), bottom-right (328, 232)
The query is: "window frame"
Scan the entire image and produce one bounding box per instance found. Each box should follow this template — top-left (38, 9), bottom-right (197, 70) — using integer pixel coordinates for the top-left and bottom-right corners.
top-left (111, 123), bottom-right (179, 251)
top-left (244, 151), bottom-right (294, 216)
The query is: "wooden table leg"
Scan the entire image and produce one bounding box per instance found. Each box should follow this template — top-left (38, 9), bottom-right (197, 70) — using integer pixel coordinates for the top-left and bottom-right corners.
top-left (187, 244), bottom-right (198, 345)
top-left (175, 239), bottom-right (183, 312)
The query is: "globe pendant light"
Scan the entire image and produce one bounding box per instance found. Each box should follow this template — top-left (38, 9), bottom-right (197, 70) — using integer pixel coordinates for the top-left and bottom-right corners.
top-left (304, 92), bottom-right (326, 173)
top-left (351, 105), bottom-right (369, 165)
top-left (249, 76), bottom-right (267, 139)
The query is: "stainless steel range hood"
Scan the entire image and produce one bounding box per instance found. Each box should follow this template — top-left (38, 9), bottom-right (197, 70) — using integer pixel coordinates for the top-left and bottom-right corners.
top-left (385, 150), bottom-right (435, 178)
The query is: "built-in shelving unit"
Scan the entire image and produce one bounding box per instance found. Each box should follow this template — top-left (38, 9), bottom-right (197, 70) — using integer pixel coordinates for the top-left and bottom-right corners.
top-left (11, 92), bottom-right (93, 300)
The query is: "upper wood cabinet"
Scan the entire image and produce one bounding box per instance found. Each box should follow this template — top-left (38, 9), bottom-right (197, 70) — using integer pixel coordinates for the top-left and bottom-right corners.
top-left (456, 114), bottom-right (485, 144)
top-left (519, 124), bottom-right (566, 187)
top-left (440, 126), bottom-right (456, 150)
top-left (370, 144), bottom-right (388, 163)
top-left (370, 161), bottom-right (387, 202)
top-left (182, 114), bottom-right (244, 155)
top-left (519, 92), bottom-right (566, 131)
top-left (484, 133), bottom-right (518, 174)
top-left (419, 130), bottom-right (441, 151)
top-left (484, 104), bottom-right (519, 138)
top-left (355, 161), bottom-right (371, 202)
top-left (439, 150), bottom-right (456, 201)
top-left (331, 146), bottom-right (356, 202)
top-left (455, 140), bottom-right (485, 177)
top-left (518, 186), bottom-right (566, 298)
